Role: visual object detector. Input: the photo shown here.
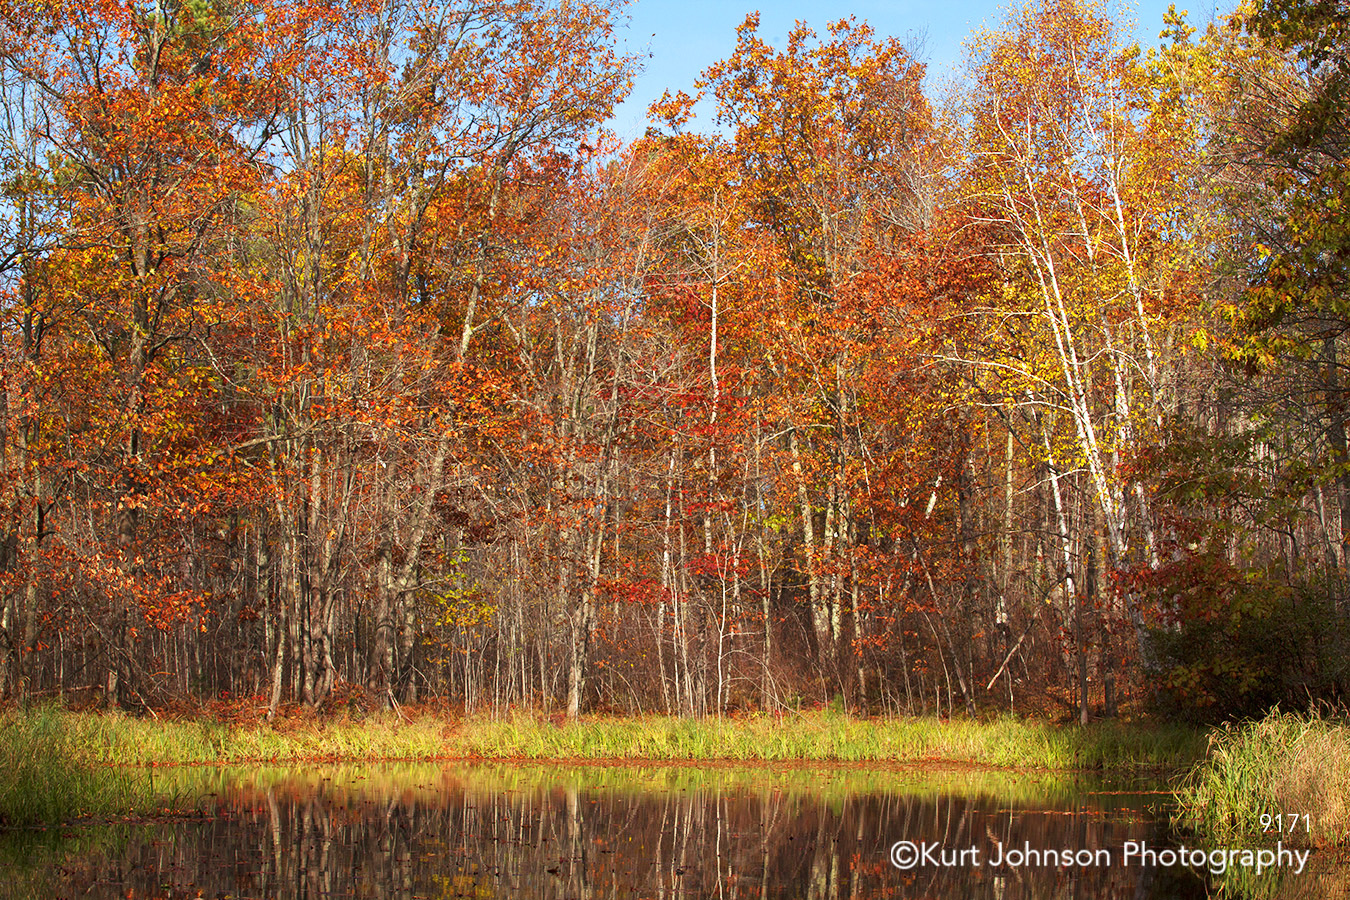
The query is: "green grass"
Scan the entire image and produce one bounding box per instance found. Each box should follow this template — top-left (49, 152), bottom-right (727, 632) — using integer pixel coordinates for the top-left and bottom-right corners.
top-left (54, 709), bottom-right (449, 765)
top-left (1176, 710), bottom-right (1350, 849)
top-left (0, 707), bottom-right (156, 827)
top-left (444, 712), bottom-right (1203, 769)
top-left (20, 707), bottom-right (1203, 770)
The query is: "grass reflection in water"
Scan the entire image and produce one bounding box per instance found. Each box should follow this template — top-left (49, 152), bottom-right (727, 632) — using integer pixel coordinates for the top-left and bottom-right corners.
top-left (0, 762), bottom-right (1328, 899)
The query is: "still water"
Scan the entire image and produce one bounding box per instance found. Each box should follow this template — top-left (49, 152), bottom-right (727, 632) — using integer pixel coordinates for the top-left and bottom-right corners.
top-left (0, 763), bottom-right (1337, 899)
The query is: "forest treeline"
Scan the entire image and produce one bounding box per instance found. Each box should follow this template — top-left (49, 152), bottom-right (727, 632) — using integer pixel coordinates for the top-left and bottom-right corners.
top-left (1, 0), bottom-right (1346, 721)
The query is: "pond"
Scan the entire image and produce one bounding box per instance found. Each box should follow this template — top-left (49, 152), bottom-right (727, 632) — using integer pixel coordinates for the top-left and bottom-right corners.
top-left (0, 762), bottom-right (1338, 899)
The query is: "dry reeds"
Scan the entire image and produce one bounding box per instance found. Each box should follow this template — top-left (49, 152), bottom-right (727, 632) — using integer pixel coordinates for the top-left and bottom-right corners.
top-left (1177, 711), bottom-right (1350, 849)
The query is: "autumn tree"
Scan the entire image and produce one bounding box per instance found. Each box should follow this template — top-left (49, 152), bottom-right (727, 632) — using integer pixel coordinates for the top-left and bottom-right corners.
top-left (1108, 0), bottom-right (1350, 718)
top-left (1219, 0), bottom-right (1350, 567)
top-left (959, 0), bottom-right (1211, 717)
top-left (237, 0), bottom-right (636, 711)
top-left (0, 0), bottom-right (297, 702)
top-left (660, 15), bottom-right (939, 706)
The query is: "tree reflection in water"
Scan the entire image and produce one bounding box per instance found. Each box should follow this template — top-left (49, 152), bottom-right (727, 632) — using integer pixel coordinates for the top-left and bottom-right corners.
top-left (30, 764), bottom-right (1214, 899)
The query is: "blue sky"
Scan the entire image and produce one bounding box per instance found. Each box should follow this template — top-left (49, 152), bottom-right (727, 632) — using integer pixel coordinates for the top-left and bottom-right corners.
top-left (608, 0), bottom-right (1229, 138)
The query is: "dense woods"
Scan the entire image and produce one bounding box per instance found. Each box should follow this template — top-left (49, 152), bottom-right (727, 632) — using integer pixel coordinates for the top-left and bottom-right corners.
top-left (1, 0), bottom-right (1347, 722)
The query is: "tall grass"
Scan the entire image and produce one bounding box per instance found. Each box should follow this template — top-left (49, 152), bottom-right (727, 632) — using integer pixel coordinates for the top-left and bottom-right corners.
top-left (20, 708), bottom-right (1203, 770)
top-left (448, 712), bottom-right (1203, 769)
top-left (1176, 711), bottom-right (1350, 848)
top-left (54, 709), bottom-right (449, 765)
top-left (0, 707), bottom-right (153, 827)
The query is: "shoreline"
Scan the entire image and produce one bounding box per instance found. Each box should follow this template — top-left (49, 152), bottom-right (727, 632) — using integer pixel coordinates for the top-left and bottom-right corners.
top-left (7, 708), bottom-right (1349, 848)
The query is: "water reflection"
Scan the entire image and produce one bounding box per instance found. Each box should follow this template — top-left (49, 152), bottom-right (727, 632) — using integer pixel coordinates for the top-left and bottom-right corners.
top-left (0, 763), bottom-right (1284, 899)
